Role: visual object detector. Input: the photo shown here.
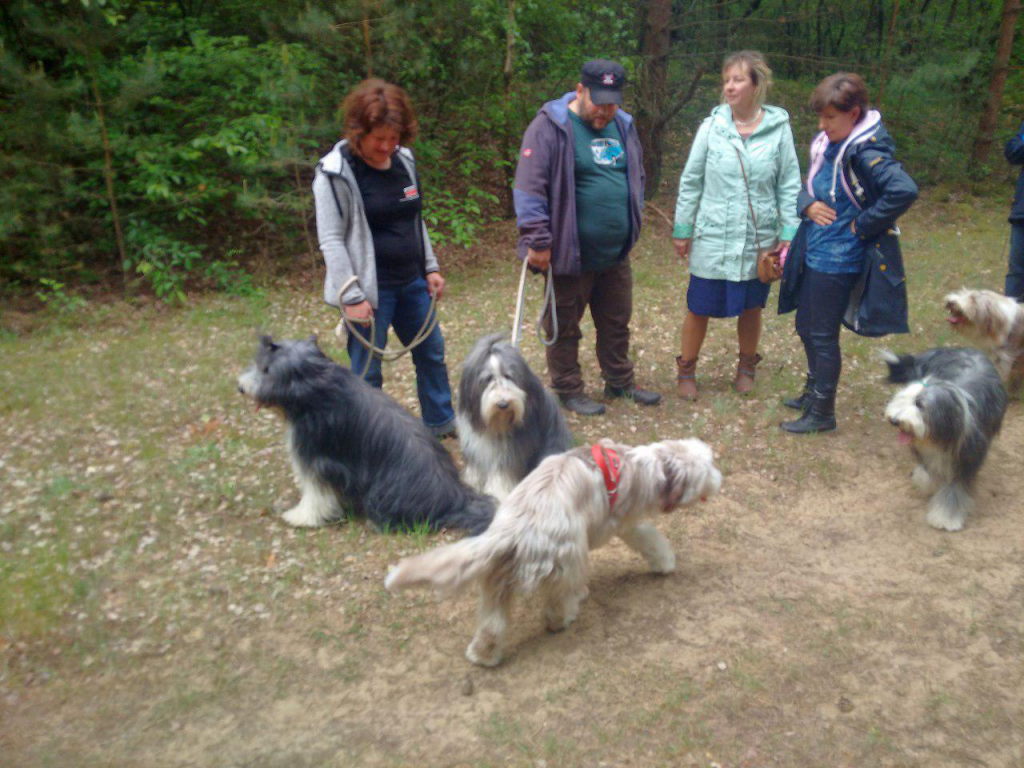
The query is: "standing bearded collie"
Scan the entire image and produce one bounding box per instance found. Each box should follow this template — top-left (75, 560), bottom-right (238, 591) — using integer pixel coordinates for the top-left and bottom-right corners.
top-left (883, 347), bottom-right (1007, 531)
top-left (456, 333), bottom-right (573, 500)
top-left (385, 438), bottom-right (722, 666)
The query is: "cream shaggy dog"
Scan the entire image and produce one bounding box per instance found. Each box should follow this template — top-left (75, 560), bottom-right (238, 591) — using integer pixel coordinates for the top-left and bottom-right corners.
top-left (945, 288), bottom-right (1024, 391)
top-left (384, 438), bottom-right (722, 666)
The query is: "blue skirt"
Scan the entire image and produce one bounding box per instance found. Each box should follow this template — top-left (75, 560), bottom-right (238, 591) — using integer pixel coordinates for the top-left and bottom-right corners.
top-left (686, 275), bottom-right (769, 318)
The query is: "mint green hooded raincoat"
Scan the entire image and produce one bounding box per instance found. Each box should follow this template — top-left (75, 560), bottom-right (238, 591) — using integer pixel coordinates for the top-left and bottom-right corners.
top-left (673, 104), bottom-right (802, 282)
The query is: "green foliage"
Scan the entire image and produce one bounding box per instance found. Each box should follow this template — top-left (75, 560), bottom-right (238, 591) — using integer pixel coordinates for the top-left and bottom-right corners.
top-left (35, 278), bottom-right (88, 314)
top-left (0, 0), bottom-right (1017, 299)
top-left (884, 54), bottom-right (985, 185)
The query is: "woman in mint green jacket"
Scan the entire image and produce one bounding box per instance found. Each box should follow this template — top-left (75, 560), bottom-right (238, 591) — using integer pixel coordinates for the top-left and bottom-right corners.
top-left (672, 51), bottom-right (801, 399)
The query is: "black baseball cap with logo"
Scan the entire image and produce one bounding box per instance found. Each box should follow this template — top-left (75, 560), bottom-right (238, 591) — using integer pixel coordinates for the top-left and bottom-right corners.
top-left (580, 59), bottom-right (626, 105)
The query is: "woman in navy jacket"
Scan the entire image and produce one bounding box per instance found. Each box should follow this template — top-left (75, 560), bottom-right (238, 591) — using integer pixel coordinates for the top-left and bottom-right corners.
top-left (1005, 120), bottom-right (1024, 300)
top-left (778, 73), bottom-right (918, 434)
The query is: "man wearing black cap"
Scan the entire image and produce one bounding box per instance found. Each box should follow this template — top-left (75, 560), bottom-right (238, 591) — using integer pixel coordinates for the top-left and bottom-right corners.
top-left (513, 59), bottom-right (660, 416)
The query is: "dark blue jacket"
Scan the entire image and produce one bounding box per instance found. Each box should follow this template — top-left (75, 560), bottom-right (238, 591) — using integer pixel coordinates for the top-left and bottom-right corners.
top-left (1006, 120), bottom-right (1024, 224)
top-left (779, 112), bottom-right (918, 337)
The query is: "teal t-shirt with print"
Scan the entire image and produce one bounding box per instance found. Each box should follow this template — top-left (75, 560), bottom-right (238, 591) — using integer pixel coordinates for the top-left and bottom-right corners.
top-left (569, 110), bottom-right (630, 271)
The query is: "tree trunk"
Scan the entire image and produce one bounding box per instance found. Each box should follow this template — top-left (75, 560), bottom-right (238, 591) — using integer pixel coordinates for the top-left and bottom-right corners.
top-left (635, 0), bottom-right (673, 198)
top-left (969, 0), bottom-right (1021, 169)
top-left (876, 0), bottom-right (900, 108)
top-left (90, 76), bottom-right (129, 295)
top-left (361, 1), bottom-right (373, 77)
top-left (501, 0), bottom-right (517, 217)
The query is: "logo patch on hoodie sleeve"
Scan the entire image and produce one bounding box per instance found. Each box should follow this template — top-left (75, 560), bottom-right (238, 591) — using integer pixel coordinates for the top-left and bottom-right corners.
top-left (403, 185), bottom-right (420, 201)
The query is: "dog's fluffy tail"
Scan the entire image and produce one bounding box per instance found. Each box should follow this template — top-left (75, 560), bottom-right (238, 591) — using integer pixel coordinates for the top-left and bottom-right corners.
top-left (879, 348), bottom-right (919, 383)
top-left (439, 493), bottom-right (496, 536)
top-left (385, 529), bottom-right (509, 597)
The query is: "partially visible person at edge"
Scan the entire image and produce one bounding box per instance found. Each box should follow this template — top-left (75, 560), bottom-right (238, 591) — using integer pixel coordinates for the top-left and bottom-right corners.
top-left (777, 72), bottom-right (918, 434)
top-left (672, 50), bottom-right (801, 400)
top-left (1004, 118), bottom-right (1024, 301)
top-left (513, 58), bottom-right (661, 416)
top-left (312, 78), bottom-right (457, 438)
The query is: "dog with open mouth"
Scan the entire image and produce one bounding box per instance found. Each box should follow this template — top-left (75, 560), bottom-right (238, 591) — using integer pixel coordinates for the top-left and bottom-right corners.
top-left (882, 347), bottom-right (1007, 531)
top-left (944, 288), bottom-right (1024, 392)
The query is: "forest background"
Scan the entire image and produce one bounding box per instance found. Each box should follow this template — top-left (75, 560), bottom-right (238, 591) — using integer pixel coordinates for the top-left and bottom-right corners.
top-left (1, 0), bottom-right (1021, 306)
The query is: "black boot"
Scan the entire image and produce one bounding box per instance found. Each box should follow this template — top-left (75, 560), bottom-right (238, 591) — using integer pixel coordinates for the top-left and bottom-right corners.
top-left (782, 374), bottom-right (815, 411)
top-left (780, 391), bottom-right (836, 433)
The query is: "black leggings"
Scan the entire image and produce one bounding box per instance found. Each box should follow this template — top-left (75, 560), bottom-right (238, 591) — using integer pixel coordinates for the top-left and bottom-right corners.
top-left (794, 267), bottom-right (861, 397)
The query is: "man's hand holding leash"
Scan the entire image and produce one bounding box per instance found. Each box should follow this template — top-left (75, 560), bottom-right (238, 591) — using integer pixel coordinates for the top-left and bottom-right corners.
top-left (527, 248), bottom-right (551, 271)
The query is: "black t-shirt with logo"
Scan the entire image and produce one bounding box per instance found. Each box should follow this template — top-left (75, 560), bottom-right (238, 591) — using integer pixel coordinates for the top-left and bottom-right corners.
top-left (350, 153), bottom-right (424, 287)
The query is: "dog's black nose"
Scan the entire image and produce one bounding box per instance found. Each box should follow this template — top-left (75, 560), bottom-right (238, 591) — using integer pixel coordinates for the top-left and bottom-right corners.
top-left (497, 400), bottom-right (509, 409)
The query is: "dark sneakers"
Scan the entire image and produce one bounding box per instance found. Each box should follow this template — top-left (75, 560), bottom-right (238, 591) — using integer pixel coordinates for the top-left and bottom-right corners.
top-left (604, 385), bottom-right (662, 406)
top-left (559, 393), bottom-right (607, 416)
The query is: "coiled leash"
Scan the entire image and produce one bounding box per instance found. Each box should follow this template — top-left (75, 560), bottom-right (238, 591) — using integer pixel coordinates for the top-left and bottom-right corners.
top-left (510, 257), bottom-right (559, 349)
top-left (333, 275), bottom-right (441, 380)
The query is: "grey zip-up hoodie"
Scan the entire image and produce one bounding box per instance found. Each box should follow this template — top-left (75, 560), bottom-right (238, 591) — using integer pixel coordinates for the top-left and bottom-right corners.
top-left (313, 139), bottom-right (439, 308)
top-left (513, 92), bottom-right (645, 276)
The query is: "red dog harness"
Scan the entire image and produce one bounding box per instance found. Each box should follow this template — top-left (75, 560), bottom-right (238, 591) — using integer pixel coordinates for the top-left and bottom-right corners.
top-left (591, 443), bottom-right (622, 509)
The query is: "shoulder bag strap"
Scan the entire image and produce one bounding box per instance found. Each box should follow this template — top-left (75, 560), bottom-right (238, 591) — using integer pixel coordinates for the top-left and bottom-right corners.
top-left (732, 144), bottom-right (763, 253)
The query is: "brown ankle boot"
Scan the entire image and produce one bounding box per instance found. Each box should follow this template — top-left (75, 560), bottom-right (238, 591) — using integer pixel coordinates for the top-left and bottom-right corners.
top-left (676, 356), bottom-right (698, 400)
top-left (734, 352), bottom-right (762, 395)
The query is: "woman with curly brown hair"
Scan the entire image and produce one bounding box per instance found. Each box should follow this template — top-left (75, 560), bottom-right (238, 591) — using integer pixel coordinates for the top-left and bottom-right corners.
top-left (312, 79), bottom-right (456, 438)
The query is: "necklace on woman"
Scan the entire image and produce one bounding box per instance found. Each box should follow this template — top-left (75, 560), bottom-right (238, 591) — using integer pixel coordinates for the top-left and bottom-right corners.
top-left (733, 108), bottom-right (762, 127)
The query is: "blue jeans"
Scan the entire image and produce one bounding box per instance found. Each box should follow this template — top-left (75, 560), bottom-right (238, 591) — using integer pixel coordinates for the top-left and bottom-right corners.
top-left (1005, 223), bottom-right (1024, 301)
top-left (346, 276), bottom-right (455, 432)
top-left (794, 267), bottom-right (861, 397)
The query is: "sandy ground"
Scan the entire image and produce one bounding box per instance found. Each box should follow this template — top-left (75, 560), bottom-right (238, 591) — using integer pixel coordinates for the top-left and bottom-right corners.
top-left (2, 198), bottom-right (1022, 766)
top-left (3, 375), bottom-right (1022, 767)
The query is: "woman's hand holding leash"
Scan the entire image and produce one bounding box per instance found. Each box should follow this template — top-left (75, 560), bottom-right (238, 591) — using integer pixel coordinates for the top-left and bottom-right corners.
top-left (426, 271), bottom-right (445, 300)
top-left (344, 300), bottom-right (373, 324)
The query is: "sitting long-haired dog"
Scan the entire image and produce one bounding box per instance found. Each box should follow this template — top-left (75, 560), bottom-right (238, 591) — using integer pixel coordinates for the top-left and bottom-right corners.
top-left (945, 288), bottom-right (1024, 391)
top-left (237, 335), bottom-right (494, 534)
top-left (882, 347), bottom-right (1007, 532)
top-left (385, 438), bottom-right (722, 666)
top-left (456, 333), bottom-right (573, 500)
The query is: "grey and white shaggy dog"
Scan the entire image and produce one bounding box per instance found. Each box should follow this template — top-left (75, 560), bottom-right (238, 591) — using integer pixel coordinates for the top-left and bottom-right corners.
top-left (237, 335), bottom-right (495, 534)
top-left (882, 347), bottom-right (1007, 532)
top-left (945, 288), bottom-right (1024, 391)
top-left (385, 438), bottom-right (722, 666)
top-left (456, 333), bottom-right (573, 500)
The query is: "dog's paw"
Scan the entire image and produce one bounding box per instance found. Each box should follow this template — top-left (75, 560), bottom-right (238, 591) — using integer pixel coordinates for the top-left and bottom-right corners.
top-left (466, 638), bottom-right (503, 667)
top-left (910, 465), bottom-right (937, 495)
top-left (282, 504), bottom-right (326, 527)
top-left (926, 506), bottom-right (967, 532)
top-left (649, 550), bottom-right (676, 575)
top-left (544, 610), bottom-right (577, 633)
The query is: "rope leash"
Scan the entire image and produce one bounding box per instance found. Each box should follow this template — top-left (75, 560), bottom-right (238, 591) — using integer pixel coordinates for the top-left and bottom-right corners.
top-left (510, 258), bottom-right (559, 349)
top-left (333, 275), bottom-right (441, 379)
